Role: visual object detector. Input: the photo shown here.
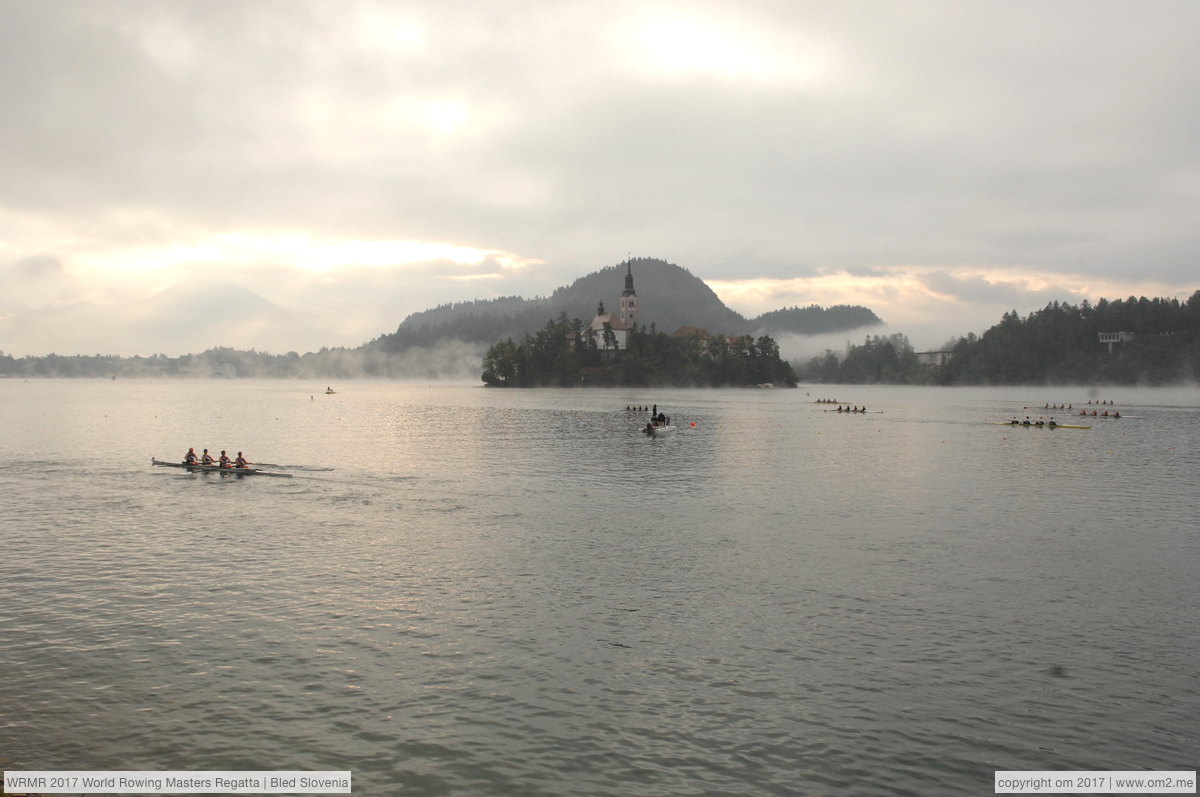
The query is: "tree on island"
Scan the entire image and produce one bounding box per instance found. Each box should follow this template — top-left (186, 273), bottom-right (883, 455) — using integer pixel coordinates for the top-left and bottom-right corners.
top-left (481, 320), bottom-right (798, 388)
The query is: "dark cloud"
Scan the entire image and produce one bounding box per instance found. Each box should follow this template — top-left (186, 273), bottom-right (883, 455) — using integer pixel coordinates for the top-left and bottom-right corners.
top-left (0, 255), bottom-right (77, 313)
top-left (12, 255), bottom-right (65, 280)
top-left (919, 272), bottom-right (1063, 309)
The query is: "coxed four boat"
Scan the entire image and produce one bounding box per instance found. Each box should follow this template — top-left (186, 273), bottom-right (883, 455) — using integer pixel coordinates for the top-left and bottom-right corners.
top-left (151, 458), bottom-right (294, 477)
top-left (987, 422), bottom-right (1091, 430)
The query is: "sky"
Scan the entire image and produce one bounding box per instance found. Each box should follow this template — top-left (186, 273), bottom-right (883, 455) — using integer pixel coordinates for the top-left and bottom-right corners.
top-left (2, 0), bottom-right (1198, 357)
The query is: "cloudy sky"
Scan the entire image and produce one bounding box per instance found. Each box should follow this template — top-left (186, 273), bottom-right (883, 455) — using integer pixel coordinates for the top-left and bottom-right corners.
top-left (2, 0), bottom-right (1197, 356)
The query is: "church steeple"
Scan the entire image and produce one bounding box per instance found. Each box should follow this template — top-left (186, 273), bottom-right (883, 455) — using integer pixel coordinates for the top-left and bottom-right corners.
top-left (619, 261), bottom-right (638, 327)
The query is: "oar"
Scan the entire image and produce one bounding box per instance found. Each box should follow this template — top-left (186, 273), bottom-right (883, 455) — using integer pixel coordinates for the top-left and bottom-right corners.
top-left (250, 462), bottom-right (335, 471)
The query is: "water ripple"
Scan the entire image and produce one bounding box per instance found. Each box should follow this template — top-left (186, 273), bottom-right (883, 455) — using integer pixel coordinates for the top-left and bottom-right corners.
top-left (1, 382), bottom-right (1197, 794)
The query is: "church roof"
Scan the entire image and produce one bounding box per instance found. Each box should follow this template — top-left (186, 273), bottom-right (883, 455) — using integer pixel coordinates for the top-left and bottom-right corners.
top-left (590, 312), bottom-right (632, 331)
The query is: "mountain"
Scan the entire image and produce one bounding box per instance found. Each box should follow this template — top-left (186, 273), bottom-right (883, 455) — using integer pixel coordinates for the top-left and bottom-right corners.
top-left (370, 257), bottom-right (880, 353)
top-left (139, 281), bottom-right (332, 354)
top-left (0, 281), bottom-right (332, 357)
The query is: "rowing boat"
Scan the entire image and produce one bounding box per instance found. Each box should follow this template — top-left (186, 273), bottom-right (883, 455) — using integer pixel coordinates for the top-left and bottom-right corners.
top-left (823, 410), bottom-right (884, 414)
top-left (151, 458), bottom-right (294, 477)
top-left (644, 424), bottom-right (676, 436)
top-left (987, 422), bottom-right (1091, 430)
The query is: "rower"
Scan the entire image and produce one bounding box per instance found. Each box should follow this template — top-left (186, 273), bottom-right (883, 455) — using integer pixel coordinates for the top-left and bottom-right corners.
top-left (1048, 418), bottom-right (1057, 428)
top-left (218, 450), bottom-right (232, 468)
top-left (234, 452), bottom-right (248, 468)
top-left (1022, 417), bottom-right (1032, 426)
top-left (200, 448), bottom-right (215, 465)
top-left (183, 447), bottom-right (198, 464)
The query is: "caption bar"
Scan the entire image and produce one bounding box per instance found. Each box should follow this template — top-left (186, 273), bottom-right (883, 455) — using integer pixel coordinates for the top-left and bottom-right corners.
top-left (4, 771), bottom-right (351, 794)
top-left (996, 771), bottom-right (1196, 794)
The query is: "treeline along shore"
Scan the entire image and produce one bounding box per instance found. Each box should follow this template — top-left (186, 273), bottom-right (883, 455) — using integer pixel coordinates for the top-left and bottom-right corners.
top-left (0, 347), bottom-right (405, 380)
top-left (5, 292), bottom-right (1199, 386)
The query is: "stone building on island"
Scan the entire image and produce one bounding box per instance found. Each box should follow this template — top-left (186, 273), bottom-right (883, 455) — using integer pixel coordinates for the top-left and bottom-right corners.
top-left (585, 262), bottom-right (639, 352)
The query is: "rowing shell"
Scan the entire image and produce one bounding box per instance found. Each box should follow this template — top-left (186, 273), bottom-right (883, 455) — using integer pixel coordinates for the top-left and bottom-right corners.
top-left (644, 424), bottom-right (676, 436)
top-left (987, 422), bottom-right (1091, 430)
top-left (823, 410), bottom-right (884, 414)
top-left (152, 458), bottom-right (294, 477)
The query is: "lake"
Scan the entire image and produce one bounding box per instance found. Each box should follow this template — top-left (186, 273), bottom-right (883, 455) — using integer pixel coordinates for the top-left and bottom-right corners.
top-left (1, 380), bottom-right (1197, 795)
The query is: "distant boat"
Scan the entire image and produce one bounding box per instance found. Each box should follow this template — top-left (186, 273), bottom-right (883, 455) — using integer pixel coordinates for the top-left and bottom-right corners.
top-left (643, 423), bottom-right (676, 436)
top-left (325, 387), bottom-right (336, 394)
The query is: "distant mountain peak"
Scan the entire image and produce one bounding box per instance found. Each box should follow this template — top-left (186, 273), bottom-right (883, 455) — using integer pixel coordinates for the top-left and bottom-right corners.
top-left (374, 256), bottom-right (881, 353)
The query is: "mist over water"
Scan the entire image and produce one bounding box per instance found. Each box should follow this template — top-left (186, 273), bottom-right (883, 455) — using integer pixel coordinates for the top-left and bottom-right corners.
top-left (1, 381), bottom-right (1197, 795)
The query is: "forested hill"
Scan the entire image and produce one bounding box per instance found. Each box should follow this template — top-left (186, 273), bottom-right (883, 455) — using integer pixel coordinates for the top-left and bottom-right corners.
top-left (795, 292), bottom-right (1200, 385)
top-left (940, 293), bottom-right (1200, 384)
top-left (369, 257), bottom-right (880, 352)
top-left (751, 304), bottom-right (881, 335)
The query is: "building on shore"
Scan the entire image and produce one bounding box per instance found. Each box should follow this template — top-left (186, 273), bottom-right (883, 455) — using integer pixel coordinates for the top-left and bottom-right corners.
top-left (1098, 331), bottom-right (1134, 354)
top-left (916, 350), bottom-right (953, 366)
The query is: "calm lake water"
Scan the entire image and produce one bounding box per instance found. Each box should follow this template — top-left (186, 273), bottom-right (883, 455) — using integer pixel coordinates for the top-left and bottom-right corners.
top-left (1, 380), bottom-right (1197, 795)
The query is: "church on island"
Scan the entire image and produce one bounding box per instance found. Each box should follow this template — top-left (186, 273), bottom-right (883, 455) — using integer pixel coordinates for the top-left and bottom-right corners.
top-left (585, 262), bottom-right (638, 352)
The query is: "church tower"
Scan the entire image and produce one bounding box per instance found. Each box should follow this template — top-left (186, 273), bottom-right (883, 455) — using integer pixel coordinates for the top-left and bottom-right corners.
top-left (619, 261), bottom-right (638, 327)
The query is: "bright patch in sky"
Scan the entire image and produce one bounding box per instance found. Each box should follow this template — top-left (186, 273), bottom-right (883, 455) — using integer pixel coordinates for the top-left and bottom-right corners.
top-left (58, 235), bottom-right (536, 309)
top-left (419, 98), bottom-right (470, 135)
top-left (87, 235), bottom-right (524, 273)
top-left (615, 7), bottom-right (835, 85)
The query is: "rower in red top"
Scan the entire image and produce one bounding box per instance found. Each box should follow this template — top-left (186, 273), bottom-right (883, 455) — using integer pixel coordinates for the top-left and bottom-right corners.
top-left (183, 447), bottom-right (198, 464)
